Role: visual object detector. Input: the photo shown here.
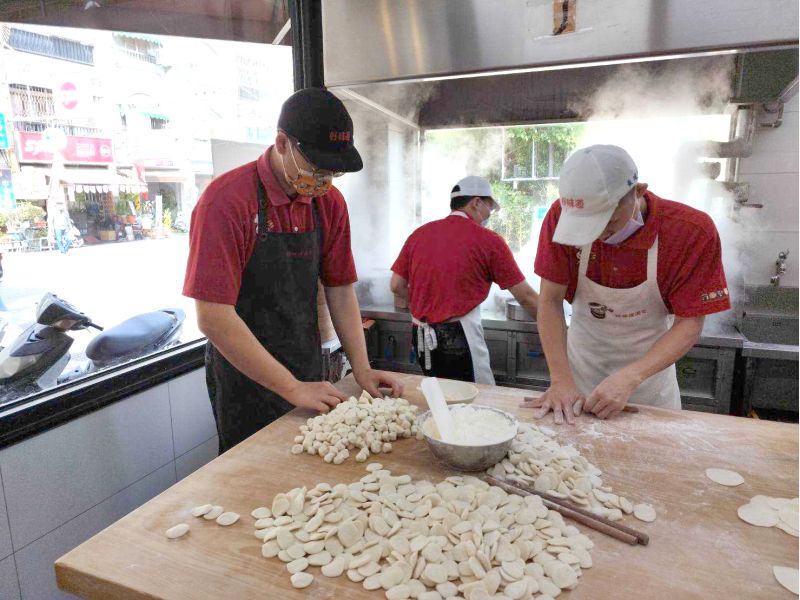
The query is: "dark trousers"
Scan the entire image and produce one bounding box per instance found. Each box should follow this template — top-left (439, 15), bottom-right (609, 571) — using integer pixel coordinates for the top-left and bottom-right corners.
top-left (412, 322), bottom-right (475, 383)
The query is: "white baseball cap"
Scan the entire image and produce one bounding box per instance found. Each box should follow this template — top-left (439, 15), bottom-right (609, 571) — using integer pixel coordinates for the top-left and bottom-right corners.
top-left (451, 175), bottom-right (499, 210)
top-left (553, 145), bottom-right (639, 246)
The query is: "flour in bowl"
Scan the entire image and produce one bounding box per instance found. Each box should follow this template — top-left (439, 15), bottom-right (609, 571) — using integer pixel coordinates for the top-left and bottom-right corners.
top-left (427, 405), bottom-right (517, 445)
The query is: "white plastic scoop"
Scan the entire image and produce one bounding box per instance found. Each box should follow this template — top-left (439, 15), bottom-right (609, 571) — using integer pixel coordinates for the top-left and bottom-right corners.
top-left (420, 377), bottom-right (455, 443)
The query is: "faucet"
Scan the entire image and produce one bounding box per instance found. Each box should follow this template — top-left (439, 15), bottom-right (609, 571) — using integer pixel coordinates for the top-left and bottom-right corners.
top-left (770, 250), bottom-right (789, 286)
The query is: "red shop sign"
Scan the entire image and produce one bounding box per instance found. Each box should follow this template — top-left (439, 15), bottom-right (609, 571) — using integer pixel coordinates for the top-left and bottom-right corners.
top-left (17, 131), bottom-right (114, 164)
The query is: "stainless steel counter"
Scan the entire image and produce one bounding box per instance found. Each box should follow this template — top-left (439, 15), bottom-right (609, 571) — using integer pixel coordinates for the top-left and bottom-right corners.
top-left (360, 305), bottom-right (745, 348)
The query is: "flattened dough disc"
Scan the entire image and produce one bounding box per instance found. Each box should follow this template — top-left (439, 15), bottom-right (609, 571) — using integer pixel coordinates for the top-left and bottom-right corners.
top-left (705, 468), bottom-right (744, 487)
top-left (737, 503), bottom-right (779, 527)
top-left (773, 566), bottom-right (799, 595)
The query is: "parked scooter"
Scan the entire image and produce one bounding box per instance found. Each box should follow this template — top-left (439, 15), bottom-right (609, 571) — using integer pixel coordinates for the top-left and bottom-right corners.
top-left (0, 293), bottom-right (185, 401)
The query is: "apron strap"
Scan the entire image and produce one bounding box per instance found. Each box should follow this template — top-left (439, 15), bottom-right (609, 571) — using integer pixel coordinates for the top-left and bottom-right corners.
top-left (646, 236), bottom-right (659, 281)
top-left (412, 316), bottom-right (438, 371)
top-left (257, 179), bottom-right (269, 241)
top-left (578, 243), bottom-right (592, 276)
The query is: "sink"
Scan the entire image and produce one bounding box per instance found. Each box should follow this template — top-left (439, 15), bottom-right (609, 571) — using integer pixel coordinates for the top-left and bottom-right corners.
top-left (738, 285), bottom-right (799, 345)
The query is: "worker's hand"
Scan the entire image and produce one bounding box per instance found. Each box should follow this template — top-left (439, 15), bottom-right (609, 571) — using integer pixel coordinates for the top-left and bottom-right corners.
top-left (354, 367), bottom-right (404, 399)
top-left (283, 381), bottom-right (347, 413)
top-left (525, 381), bottom-right (584, 425)
top-left (584, 369), bottom-right (639, 419)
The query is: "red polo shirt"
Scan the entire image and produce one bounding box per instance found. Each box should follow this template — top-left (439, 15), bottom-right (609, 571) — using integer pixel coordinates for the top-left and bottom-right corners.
top-left (534, 191), bottom-right (731, 317)
top-left (392, 213), bottom-right (525, 323)
top-left (183, 146), bottom-right (357, 305)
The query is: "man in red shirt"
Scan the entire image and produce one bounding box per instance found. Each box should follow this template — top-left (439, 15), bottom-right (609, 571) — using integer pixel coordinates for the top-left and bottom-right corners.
top-left (527, 145), bottom-right (730, 423)
top-left (390, 176), bottom-right (539, 384)
top-left (183, 88), bottom-right (401, 452)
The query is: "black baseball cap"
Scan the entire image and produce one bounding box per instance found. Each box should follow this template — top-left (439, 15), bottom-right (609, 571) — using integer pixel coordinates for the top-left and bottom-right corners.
top-left (277, 88), bottom-right (363, 173)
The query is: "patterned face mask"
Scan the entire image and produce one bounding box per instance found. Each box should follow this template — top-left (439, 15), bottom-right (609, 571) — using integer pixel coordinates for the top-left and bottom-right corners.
top-left (281, 144), bottom-right (339, 197)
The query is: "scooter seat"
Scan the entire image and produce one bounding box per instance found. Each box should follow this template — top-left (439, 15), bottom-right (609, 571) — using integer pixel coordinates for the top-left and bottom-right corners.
top-left (86, 310), bottom-right (179, 362)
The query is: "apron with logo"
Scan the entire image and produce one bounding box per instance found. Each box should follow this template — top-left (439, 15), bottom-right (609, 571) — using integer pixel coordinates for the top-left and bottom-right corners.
top-left (205, 178), bottom-right (323, 452)
top-left (566, 237), bottom-right (681, 408)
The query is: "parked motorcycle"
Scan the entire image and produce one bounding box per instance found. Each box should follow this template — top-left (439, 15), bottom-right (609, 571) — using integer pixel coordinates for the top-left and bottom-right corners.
top-left (0, 293), bottom-right (185, 402)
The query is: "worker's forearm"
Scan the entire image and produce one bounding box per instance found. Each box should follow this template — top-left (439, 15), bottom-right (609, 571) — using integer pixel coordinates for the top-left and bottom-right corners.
top-left (325, 285), bottom-right (371, 375)
top-left (538, 298), bottom-right (574, 385)
top-left (201, 310), bottom-right (298, 397)
top-left (622, 317), bottom-right (704, 385)
top-left (516, 291), bottom-right (538, 320)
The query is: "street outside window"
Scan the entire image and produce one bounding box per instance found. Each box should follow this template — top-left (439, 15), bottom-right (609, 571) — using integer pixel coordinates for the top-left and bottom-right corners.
top-left (0, 23), bottom-right (293, 405)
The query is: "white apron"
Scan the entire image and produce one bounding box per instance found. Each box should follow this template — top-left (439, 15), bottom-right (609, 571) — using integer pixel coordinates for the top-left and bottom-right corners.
top-left (414, 305), bottom-right (495, 385)
top-left (566, 237), bottom-right (681, 409)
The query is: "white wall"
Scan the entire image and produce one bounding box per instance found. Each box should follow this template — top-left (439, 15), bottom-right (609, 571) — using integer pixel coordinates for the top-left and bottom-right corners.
top-left (0, 368), bottom-right (217, 599)
top-left (739, 93), bottom-right (799, 287)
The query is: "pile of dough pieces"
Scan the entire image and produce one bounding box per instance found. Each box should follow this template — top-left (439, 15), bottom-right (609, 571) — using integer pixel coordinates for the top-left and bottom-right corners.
top-left (253, 464), bottom-right (594, 599)
top-left (737, 495), bottom-right (799, 536)
top-left (164, 505), bottom-right (240, 539)
top-left (291, 392), bottom-right (421, 464)
top-left (487, 423), bottom-right (656, 524)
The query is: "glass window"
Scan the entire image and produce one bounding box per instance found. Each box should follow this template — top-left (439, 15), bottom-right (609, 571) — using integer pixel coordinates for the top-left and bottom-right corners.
top-left (0, 23), bottom-right (293, 405)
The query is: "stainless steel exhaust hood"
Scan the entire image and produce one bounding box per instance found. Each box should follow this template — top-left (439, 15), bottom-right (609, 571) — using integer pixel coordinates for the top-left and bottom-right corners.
top-left (322, 0), bottom-right (798, 88)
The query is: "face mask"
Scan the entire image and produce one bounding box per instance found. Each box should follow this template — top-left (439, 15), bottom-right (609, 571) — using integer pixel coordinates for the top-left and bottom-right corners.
top-left (281, 144), bottom-right (333, 197)
top-left (603, 196), bottom-right (644, 245)
top-left (479, 200), bottom-right (493, 228)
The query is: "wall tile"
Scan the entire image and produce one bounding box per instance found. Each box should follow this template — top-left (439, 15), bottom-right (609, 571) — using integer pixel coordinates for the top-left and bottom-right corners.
top-left (1, 385), bottom-right (173, 550)
top-left (15, 463), bottom-right (175, 600)
top-left (167, 369), bottom-right (216, 457)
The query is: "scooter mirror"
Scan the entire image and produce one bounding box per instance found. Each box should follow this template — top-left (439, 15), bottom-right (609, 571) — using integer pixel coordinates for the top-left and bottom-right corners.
top-left (36, 293), bottom-right (94, 330)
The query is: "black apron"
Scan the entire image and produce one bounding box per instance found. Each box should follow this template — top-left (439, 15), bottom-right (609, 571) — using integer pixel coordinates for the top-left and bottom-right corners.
top-left (205, 178), bottom-right (323, 453)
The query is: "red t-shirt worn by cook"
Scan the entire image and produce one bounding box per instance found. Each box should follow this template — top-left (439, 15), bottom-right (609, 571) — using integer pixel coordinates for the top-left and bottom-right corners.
top-left (534, 191), bottom-right (731, 318)
top-left (182, 146), bottom-right (357, 305)
top-left (391, 213), bottom-right (525, 324)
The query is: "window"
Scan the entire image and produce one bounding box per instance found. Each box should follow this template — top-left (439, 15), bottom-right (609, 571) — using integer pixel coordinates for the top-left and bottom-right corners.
top-left (9, 84), bottom-right (55, 118)
top-left (0, 24), bottom-right (293, 406)
top-left (502, 125), bottom-right (578, 181)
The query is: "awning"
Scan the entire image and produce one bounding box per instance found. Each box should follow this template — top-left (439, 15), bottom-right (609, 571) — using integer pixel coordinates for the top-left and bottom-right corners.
top-left (60, 168), bottom-right (141, 186)
top-left (144, 170), bottom-right (185, 183)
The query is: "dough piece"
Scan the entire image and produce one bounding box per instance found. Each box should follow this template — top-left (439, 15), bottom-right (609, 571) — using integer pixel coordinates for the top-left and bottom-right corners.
top-left (191, 504), bottom-right (213, 517)
top-left (633, 504), bottom-right (656, 523)
top-left (290, 571), bottom-right (314, 589)
top-left (773, 566), bottom-right (799, 595)
top-left (705, 468), bottom-right (744, 487)
top-left (216, 512), bottom-right (240, 526)
top-left (251, 507), bottom-right (271, 519)
top-left (778, 506), bottom-right (799, 530)
top-left (203, 505), bottom-right (224, 520)
top-left (165, 523), bottom-right (189, 539)
top-left (738, 503), bottom-right (779, 528)
top-left (287, 558), bottom-right (308, 574)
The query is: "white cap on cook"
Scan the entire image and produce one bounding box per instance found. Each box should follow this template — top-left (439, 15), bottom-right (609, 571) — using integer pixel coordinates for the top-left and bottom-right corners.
top-left (451, 175), bottom-right (499, 210)
top-left (553, 145), bottom-right (639, 246)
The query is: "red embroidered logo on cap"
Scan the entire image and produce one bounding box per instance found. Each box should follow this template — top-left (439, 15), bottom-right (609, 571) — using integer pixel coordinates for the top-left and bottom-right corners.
top-left (329, 131), bottom-right (351, 142)
top-left (560, 197), bottom-right (584, 209)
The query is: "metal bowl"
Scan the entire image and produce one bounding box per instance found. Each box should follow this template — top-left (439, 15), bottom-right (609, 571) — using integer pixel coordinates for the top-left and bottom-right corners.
top-left (417, 406), bottom-right (518, 472)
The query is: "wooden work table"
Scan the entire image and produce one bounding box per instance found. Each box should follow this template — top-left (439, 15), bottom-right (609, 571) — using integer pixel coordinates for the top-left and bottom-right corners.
top-left (56, 373), bottom-right (799, 599)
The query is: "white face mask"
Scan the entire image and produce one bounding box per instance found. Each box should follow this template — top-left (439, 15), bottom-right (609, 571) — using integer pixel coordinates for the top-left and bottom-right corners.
top-left (603, 196), bottom-right (644, 245)
top-left (479, 199), bottom-right (492, 228)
